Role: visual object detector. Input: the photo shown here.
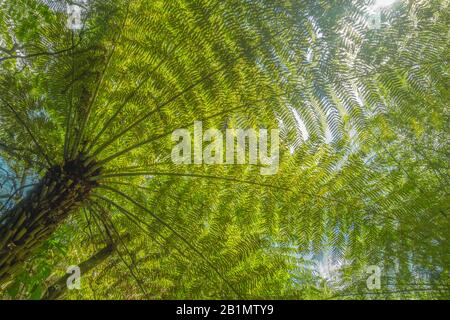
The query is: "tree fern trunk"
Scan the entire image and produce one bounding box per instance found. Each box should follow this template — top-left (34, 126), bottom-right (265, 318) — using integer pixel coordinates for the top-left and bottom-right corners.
top-left (0, 155), bottom-right (100, 288)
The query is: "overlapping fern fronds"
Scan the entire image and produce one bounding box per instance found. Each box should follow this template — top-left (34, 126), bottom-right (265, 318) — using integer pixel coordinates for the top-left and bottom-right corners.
top-left (0, 0), bottom-right (448, 299)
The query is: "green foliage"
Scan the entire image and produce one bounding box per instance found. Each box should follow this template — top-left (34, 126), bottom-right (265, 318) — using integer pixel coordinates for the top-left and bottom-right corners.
top-left (0, 0), bottom-right (448, 299)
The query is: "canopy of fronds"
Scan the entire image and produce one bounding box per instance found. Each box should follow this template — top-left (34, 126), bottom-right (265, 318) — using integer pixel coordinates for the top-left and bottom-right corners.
top-left (0, 0), bottom-right (448, 299)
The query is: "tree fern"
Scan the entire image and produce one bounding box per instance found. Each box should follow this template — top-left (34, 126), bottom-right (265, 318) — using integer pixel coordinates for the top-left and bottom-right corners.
top-left (0, 0), bottom-right (448, 299)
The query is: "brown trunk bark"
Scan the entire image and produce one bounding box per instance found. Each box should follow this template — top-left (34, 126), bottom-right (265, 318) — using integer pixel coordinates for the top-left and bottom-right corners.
top-left (0, 155), bottom-right (100, 288)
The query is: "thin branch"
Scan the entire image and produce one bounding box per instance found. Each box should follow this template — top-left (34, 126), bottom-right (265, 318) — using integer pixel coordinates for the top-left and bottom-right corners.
top-left (63, 32), bottom-right (76, 160)
top-left (90, 63), bottom-right (234, 159)
top-left (91, 193), bottom-right (207, 297)
top-left (84, 37), bottom-right (186, 155)
top-left (94, 104), bottom-right (247, 166)
top-left (94, 186), bottom-right (243, 298)
top-left (90, 201), bottom-right (139, 271)
top-left (83, 209), bottom-right (97, 250)
top-left (91, 193), bottom-right (168, 249)
top-left (88, 205), bottom-right (149, 298)
top-left (87, 27), bottom-right (283, 158)
top-left (93, 170), bottom-right (358, 208)
top-left (71, 3), bottom-right (131, 158)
